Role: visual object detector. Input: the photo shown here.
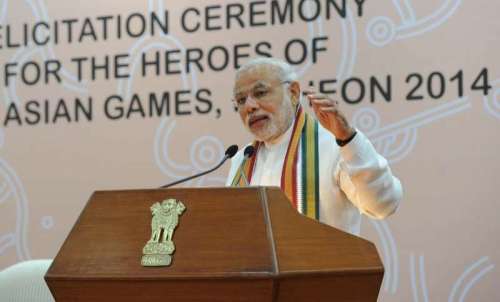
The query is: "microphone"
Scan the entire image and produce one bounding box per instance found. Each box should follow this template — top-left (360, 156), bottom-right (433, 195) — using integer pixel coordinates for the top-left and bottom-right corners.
top-left (159, 145), bottom-right (238, 189)
top-left (244, 145), bottom-right (255, 158)
top-left (240, 145), bottom-right (255, 186)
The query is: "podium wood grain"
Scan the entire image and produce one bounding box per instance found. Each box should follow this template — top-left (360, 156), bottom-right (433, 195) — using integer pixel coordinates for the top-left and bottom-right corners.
top-left (45, 187), bottom-right (383, 301)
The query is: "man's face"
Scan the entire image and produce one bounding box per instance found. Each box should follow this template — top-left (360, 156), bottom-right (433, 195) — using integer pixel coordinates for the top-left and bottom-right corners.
top-left (233, 66), bottom-right (294, 142)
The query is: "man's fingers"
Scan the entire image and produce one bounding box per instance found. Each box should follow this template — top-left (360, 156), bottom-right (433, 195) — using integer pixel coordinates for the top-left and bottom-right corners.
top-left (305, 92), bottom-right (337, 100)
top-left (302, 87), bottom-right (316, 95)
top-left (317, 107), bottom-right (340, 113)
top-left (311, 103), bottom-right (339, 119)
top-left (309, 98), bottom-right (339, 106)
top-left (304, 90), bottom-right (340, 109)
top-left (307, 94), bottom-right (329, 100)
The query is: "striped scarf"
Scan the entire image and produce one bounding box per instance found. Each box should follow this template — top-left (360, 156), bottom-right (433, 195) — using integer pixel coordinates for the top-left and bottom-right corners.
top-left (231, 106), bottom-right (320, 220)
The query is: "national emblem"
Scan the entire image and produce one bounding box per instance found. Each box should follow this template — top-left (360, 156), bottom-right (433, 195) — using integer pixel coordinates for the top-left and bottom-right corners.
top-left (141, 198), bottom-right (186, 267)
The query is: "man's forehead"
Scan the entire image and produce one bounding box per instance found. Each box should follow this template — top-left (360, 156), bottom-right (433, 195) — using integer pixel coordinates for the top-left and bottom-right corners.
top-left (234, 65), bottom-right (281, 93)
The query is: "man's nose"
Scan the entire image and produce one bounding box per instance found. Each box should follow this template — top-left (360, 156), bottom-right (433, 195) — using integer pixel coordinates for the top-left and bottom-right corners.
top-left (243, 95), bottom-right (259, 112)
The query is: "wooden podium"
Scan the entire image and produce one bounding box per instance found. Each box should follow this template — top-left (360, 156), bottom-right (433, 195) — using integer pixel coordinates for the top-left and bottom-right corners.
top-left (45, 187), bottom-right (383, 301)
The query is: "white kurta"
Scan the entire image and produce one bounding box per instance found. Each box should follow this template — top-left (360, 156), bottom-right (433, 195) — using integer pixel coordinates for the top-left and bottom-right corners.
top-left (226, 123), bottom-right (403, 236)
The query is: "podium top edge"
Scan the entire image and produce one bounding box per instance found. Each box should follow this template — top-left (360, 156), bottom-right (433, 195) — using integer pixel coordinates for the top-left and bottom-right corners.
top-left (46, 266), bottom-right (382, 282)
top-left (91, 186), bottom-right (282, 194)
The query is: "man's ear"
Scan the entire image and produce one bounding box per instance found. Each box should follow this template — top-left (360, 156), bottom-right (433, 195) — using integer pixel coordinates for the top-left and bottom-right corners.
top-left (289, 81), bottom-right (301, 100)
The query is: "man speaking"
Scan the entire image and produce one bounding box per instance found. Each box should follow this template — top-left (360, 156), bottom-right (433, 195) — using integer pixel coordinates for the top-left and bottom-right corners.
top-left (226, 57), bottom-right (402, 236)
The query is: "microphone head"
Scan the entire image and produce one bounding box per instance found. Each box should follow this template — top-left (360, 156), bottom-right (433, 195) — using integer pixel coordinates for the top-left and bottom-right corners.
top-left (225, 145), bottom-right (239, 158)
top-left (243, 145), bottom-right (255, 158)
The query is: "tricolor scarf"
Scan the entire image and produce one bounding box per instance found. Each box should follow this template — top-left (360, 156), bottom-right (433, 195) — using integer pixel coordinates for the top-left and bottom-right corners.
top-left (231, 106), bottom-right (320, 220)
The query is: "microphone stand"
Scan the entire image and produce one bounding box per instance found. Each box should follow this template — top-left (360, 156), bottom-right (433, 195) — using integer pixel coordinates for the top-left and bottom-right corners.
top-left (159, 155), bottom-right (230, 189)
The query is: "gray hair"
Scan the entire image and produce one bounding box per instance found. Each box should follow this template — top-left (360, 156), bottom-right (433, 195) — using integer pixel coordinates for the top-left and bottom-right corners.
top-left (236, 57), bottom-right (298, 82)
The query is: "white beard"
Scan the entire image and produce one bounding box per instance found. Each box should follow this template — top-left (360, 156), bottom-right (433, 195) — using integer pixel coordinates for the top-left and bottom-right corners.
top-left (246, 99), bottom-right (294, 142)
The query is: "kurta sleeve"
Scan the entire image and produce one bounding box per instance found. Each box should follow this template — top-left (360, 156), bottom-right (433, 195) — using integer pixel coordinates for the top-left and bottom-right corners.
top-left (335, 130), bottom-right (403, 219)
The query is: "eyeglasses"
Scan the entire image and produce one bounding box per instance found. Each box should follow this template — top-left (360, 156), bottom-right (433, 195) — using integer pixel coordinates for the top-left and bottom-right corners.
top-left (232, 81), bottom-right (291, 110)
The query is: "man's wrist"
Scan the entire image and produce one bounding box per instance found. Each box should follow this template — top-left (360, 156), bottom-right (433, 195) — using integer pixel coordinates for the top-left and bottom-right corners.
top-left (336, 130), bottom-right (357, 147)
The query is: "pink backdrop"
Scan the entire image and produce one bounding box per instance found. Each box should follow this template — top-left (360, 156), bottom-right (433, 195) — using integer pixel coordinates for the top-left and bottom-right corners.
top-left (1, 1), bottom-right (499, 300)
